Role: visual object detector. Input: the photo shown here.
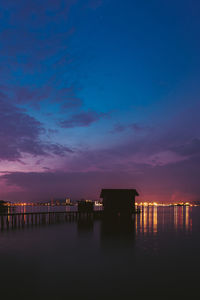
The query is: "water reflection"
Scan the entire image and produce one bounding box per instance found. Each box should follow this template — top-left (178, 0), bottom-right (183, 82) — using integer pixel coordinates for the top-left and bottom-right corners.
top-left (136, 206), bottom-right (158, 235)
top-left (75, 206), bottom-right (193, 249)
top-left (0, 205), bottom-right (193, 237)
top-left (100, 215), bottom-right (136, 249)
top-left (0, 206), bottom-right (198, 300)
top-left (77, 215), bottom-right (94, 236)
top-left (153, 206), bottom-right (157, 234)
top-left (136, 206), bottom-right (192, 235)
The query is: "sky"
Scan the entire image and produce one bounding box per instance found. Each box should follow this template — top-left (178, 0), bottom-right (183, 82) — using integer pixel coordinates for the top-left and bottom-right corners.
top-left (0, 0), bottom-right (200, 202)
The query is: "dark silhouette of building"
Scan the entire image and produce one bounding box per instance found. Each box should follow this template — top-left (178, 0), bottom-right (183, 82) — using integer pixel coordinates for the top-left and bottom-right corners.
top-left (100, 189), bottom-right (139, 215)
top-left (78, 200), bottom-right (94, 213)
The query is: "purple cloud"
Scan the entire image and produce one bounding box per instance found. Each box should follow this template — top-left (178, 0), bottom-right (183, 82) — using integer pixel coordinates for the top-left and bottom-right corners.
top-left (130, 123), bottom-right (147, 132)
top-left (60, 111), bottom-right (106, 128)
top-left (1, 101), bottom-right (200, 202)
top-left (0, 170), bottom-right (140, 201)
top-left (61, 98), bottom-right (83, 110)
top-left (112, 124), bottom-right (127, 133)
top-left (53, 86), bottom-right (83, 110)
top-left (87, 0), bottom-right (104, 10)
top-left (46, 144), bottom-right (74, 155)
top-left (0, 99), bottom-right (72, 161)
top-left (2, 154), bottom-right (200, 202)
top-left (14, 84), bottom-right (83, 111)
top-left (0, 99), bottom-right (44, 160)
top-left (1, 83), bottom-right (82, 112)
top-left (170, 138), bottom-right (200, 157)
top-left (15, 86), bottom-right (51, 109)
top-left (112, 122), bottom-right (149, 134)
top-left (0, 0), bottom-right (77, 82)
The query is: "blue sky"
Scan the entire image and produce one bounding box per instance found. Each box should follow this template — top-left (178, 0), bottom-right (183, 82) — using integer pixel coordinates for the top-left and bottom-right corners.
top-left (0, 0), bottom-right (200, 201)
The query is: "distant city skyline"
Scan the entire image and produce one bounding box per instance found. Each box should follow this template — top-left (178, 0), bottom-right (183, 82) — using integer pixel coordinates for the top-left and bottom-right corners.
top-left (0, 0), bottom-right (200, 202)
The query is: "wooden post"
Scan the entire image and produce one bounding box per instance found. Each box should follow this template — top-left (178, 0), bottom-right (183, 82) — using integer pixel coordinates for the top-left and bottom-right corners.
top-left (1, 216), bottom-right (4, 230)
top-left (6, 216), bottom-right (9, 230)
top-left (11, 215), bottom-right (14, 229)
top-left (18, 215), bottom-right (20, 228)
top-left (42, 214), bottom-right (45, 225)
top-left (35, 214), bottom-right (37, 225)
top-left (22, 214), bottom-right (25, 228)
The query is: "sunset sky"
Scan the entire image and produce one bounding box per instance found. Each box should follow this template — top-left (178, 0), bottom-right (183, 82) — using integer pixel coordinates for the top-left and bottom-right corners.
top-left (0, 0), bottom-right (200, 202)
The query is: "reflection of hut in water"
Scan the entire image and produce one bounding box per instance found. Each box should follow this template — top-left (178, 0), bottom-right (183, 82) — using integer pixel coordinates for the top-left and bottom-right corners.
top-left (77, 218), bottom-right (94, 236)
top-left (100, 189), bottom-right (139, 216)
top-left (78, 200), bottom-right (94, 213)
top-left (100, 215), bottom-right (136, 249)
top-left (77, 200), bottom-right (94, 235)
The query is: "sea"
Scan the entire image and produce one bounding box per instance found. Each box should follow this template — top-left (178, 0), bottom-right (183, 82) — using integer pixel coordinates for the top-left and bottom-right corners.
top-left (0, 205), bottom-right (199, 299)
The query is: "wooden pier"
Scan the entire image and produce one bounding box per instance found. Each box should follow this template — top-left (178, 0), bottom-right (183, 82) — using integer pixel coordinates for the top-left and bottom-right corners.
top-left (0, 210), bottom-right (103, 231)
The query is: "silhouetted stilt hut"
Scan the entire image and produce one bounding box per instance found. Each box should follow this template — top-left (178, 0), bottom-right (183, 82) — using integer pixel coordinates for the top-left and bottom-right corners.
top-left (100, 189), bottom-right (139, 216)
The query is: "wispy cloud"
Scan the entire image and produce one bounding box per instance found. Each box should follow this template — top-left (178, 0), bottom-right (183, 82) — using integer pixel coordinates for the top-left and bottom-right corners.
top-left (111, 122), bottom-right (149, 133)
top-left (59, 111), bottom-right (107, 128)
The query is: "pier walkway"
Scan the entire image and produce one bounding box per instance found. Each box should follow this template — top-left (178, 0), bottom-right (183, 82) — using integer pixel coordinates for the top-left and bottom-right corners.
top-left (0, 210), bottom-right (103, 231)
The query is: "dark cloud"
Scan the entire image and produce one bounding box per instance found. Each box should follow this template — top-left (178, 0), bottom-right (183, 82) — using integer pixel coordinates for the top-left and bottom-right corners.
top-left (46, 144), bottom-right (74, 155)
top-left (1, 0), bottom-right (77, 25)
top-left (15, 86), bottom-right (51, 109)
top-left (2, 155), bottom-right (200, 201)
top-left (0, 99), bottom-right (44, 160)
top-left (0, 0), bottom-right (77, 84)
top-left (0, 99), bottom-right (72, 161)
top-left (0, 83), bottom-right (82, 112)
top-left (87, 0), bottom-right (104, 10)
top-left (1, 100), bottom-right (200, 201)
top-left (60, 111), bottom-right (106, 128)
top-left (1, 170), bottom-right (139, 201)
top-left (112, 122), bottom-right (149, 133)
top-left (14, 84), bottom-right (83, 111)
top-left (0, 0), bottom-right (100, 117)
top-left (112, 124), bottom-right (126, 133)
top-left (53, 86), bottom-right (83, 110)
top-left (61, 98), bottom-right (83, 110)
top-left (171, 138), bottom-right (200, 157)
top-left (130, 123), bottom-right (147, 131)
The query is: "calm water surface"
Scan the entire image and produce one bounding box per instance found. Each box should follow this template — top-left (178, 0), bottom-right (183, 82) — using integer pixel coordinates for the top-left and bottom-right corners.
top-left (0, 206), bottom-right (199, 299)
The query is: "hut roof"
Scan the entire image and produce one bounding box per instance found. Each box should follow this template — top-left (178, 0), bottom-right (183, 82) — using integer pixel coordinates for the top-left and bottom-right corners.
top-left (100, 189), bottom-right (139, 198)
